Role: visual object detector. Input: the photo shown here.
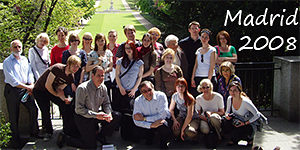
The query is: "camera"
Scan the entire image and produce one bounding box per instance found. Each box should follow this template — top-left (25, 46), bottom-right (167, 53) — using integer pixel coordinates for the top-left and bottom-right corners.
top-left (232, 119), bottom-right (241, 126)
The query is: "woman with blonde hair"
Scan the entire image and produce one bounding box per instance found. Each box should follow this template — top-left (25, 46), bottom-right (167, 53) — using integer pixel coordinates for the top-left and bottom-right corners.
top-left (148, 27), bottom-right (164, 58)
top-left (169, 78), bottom-right (199, 141)
top-left (28, 33), bottom-right (50, 80)
top-left (217, 61), bottom-right (241, 109)
top-left (81, 32), bottom-right (93, 55)
top-left (195, 79), bottom-right (224, 141)
top-left (154, 48), bottom-right (183, 100)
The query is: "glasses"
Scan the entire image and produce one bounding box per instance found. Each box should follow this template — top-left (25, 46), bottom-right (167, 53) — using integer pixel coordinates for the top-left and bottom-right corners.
top-left (201, 86), bottom-right (210, 89)
top-left (141, 88), bottom-right (152, 94)
top-left (71, 40), bottom-right (80, 42)
top-left (13, 46), bottom-right (21, 48)
top-left (151, 33), bottom-right (159, 36)
top-left (125, 46), bottom-right (131, 50)
top-left (177, 85), bottom-right (185, 88)
top-left (83, 37), bottom-right (92, 41)
top-left (166, 56), bottom-right (173, 60)
top-left (201, 54), bottom-right (204, 63)
top-left (219, 37), bottom-right (226, 40)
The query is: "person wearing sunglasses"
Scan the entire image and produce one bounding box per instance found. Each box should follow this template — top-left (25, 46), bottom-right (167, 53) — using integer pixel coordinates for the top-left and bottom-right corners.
top-left (148, 27), bottom-right (164, 58)
top-left (195, 79), bottom-right (224, 141)
top-left (191, 28), bottom-right (217, 97)
top-left (50, 26), bottom-right (69, 66)
top-left (81, 32), bottom-right (93, 55)
top-left (133, 81), bottom-right (172, 149)
top-left (217, 61), bottom-right (241, 110)
top-left (169, 78), bottom-right (199, 141)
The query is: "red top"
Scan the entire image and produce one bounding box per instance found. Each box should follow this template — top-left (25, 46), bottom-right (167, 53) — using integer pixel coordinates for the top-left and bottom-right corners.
top-left (107, 43), bottom-right (120, 68)
top-left (50, 45), bottom-right (69, 66)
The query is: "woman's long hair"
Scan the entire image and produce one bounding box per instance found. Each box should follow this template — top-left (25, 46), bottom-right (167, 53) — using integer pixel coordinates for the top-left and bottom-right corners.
top-left (122, 40), bottom-right (138, 68)
top-left (175, 78), bottom-right (195, 106)
top-left (94, 33), bottom-right (107, 51)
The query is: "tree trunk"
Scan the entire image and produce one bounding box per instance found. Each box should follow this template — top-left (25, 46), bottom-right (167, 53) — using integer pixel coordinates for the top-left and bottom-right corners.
top-left (43, 0), bottom-right (58, 32)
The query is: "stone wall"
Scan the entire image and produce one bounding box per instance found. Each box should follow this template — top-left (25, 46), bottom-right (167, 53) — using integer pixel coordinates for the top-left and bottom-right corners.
top-left (0, 63), bottom-right (31, 135)
top-left (273, 56), bottom-right (300, 122)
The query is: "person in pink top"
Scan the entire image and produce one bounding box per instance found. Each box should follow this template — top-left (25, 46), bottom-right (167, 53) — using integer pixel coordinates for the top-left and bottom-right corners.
top-left (50, 26), bottom-right (69, 66)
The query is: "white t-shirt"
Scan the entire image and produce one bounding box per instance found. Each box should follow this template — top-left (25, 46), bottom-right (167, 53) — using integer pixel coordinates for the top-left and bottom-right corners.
top-left (195, 46), bottom-right (216, 77)
top-left (195, 92), bottom-right (224, 115)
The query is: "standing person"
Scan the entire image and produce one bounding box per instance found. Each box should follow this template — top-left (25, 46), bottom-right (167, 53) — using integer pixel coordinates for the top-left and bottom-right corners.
top-left (217, 61), bottom-right (241, 110)
top-left (86, 33), bottom-right (113, 101)
top-left (50, 26), bottom-right (69, 66)
top-left (155, 48), bottom-right (183, 100)
top-left (222, 81), bottom-right (263, 146)
top-left (215, 30), bottom-right (237, 65)
top-left (3, 40), bottom-right (39, 148)
top-left (107, 30), bottom-right (120, 69)
top-left (195, 79), bottom-right (224, 141)
top-left (169, 78), bottom-right (199, 141)
top-left (191, 28), bottom-right (217, 96)
top-left (164, 34), bottom-right (188, 80)
top-left (133, 81), bottom-right (172, 149)
top-left (113, 40), bottom-right (144, 113)
top-left (28, 33), bottom-right (50, 80)
top-left (32, 55), bottom-right (81, 140)
top-left (81, 32), bottom-right (93, 55)
top-left (178, 21), bottom-right (201, 89)
top-left (148, 27), bottom-right (164, 58)
top-left (56, 66), bottom-right (121, 149)
top-left (115, 25), bottom-right (142, 58)
top-left (137, 33), bottom-right (158, 83)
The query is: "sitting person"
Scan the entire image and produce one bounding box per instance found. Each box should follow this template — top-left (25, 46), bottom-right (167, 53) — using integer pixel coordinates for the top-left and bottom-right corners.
top-left (222, 81), bottom-right (262, 146)
top-left (169, 78), bottom-right (199, 141)
top-left (133, 81), bottom-right (172, 149)
top-left (195, 79), bottom-right (224, 140)
top-left (217, 61), bottom-right (241, 110)
top-left (57, 66), bottom-right (121, 149)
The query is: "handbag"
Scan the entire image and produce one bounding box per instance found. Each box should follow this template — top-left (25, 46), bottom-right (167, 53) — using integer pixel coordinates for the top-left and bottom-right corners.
top-left (112, 60), bottom-right (136, 88)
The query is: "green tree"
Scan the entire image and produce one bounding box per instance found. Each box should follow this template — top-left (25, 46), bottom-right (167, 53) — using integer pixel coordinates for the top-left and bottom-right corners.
top-left (0, 111), bottom-right (11, 148)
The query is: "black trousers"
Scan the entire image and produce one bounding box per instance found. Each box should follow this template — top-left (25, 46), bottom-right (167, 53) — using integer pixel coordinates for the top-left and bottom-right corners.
top-left (4, 84), bottom-right (39, 146)
top-left (222, 118), bottom-right (254, 143)
top-left (136, 123), bottom-right (172, 148)
top-left (33, 89), bottom-right (79, 137)
top-left (65, 111), bottom-right (122, 149)
top-left (111, 87), bottom-right (139, 114)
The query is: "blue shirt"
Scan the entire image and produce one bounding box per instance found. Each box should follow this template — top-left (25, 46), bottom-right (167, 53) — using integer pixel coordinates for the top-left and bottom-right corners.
top-left (133, 91), bottom-right (170, 129)
top-left (116, 59), bottom-right (143, 90)
top-left (3, 54), bottom-right (34, 87)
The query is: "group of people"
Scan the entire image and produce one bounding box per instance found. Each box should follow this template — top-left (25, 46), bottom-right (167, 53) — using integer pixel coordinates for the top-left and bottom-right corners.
top-left (3, 21), bottom-right (266, 149)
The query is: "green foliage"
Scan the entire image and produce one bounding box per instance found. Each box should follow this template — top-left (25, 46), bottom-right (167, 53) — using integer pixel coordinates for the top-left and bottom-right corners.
top-left (0, 111), bottom-right (11, 148)
top-left (0, 0), bottom-right (96, 62)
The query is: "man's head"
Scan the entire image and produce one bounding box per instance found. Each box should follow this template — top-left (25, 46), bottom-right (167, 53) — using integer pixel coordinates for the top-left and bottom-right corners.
top-left (91, 66), bottom-right (105, 87)
top-left (123, 25), bottom-right (136, 41)
top-left (10, 40), bottom-right (22, 57)
top-left (139, 81), bottom-right (154, 101)
top-left (188, 21), bottom-right (201, 37)
top-left (66, 55), bottom-right (81, 74)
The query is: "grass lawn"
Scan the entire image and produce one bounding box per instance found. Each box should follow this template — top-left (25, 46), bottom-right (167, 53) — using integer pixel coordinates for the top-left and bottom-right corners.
top-left (96, 0), bottom-right (126, 11)
top-left (78, 13), bottom-right (148, 45)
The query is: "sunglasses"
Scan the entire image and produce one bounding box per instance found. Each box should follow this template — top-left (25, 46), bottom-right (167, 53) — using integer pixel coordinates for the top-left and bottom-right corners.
top-left (71, 40), bottom-right (80, 42)
top-left (13, 46), bottom-right (21, 48)
top-left (141, 88), bottom-right (152, 94)
top-left (201, 86), bottom-right (210, 89)
top-left (201, 54), bottom-right (204, 63)
top-left (83, 37), bottom-right (92, 41)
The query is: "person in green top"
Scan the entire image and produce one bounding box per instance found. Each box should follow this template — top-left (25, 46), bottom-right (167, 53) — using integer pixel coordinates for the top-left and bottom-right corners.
top-left (215, 30), bottom-right (238, 65)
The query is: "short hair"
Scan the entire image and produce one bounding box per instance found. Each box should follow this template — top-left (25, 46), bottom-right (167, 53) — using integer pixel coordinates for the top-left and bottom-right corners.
top-left (216, 30), bottom-right (231, 46)
top-left (56, 26), bottom-right (68, 36)
top-left (91, 66), bottom-right (104, 75)
top-left (66, 55), bottom-right (81, 66)
top-left (164, 34), bottom-right (179, 47)
top-left (108, 29), bottom-right (118, 36)
top-left (188, 21), bottom-right (200, 29)
top-left (10, 40), bottom-right (22, 48)
top-left (94, 33), bottom-right (107, 51)
top-left (197, 79), bottom-right (213, 93)
top-left (219, 61), bottom-right (235, 76)
top-left (35, 33), bottom-right (50, 46)
top-left (68, 33), bottom-right (80, 45)
top-left (161, 48), bottom-right (175, 61)
top-left (139, 80), bottom-right (154, 92)
top-left (123, 25), bottom-right (136, 35)
top-left (148, 27), bottom-right (161, 38)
